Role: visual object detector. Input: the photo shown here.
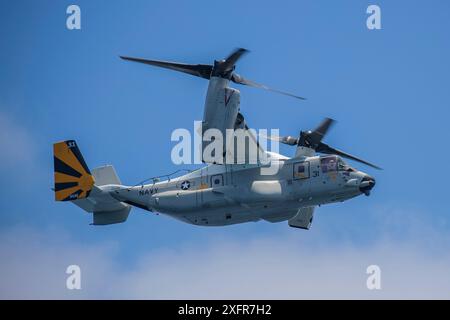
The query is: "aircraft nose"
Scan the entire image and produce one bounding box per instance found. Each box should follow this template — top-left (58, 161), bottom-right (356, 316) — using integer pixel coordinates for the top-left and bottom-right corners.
top-left (359, 175), bottom-right (376, 196)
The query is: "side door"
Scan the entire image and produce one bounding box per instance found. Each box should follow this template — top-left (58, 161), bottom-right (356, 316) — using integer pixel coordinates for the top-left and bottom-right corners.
top-left (196, 166), bottom-right (209, 206)
top-left (225, 164), bottom-right (233, 187)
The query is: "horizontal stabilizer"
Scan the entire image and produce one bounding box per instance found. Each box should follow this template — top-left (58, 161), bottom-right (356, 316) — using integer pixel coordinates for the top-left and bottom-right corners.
top-left (93, 207), bottom-right (131, 225)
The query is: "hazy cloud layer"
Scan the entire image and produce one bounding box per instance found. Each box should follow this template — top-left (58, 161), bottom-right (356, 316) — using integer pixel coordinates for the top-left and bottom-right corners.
top-left (1, 209), bottom-right (449, 299)
top-left (0, 112), bottom-right (35, 168)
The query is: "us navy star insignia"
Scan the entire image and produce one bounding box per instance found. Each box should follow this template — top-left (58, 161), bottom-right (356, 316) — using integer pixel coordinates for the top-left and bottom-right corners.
top-left (181, 181), bottom-right (190, 190)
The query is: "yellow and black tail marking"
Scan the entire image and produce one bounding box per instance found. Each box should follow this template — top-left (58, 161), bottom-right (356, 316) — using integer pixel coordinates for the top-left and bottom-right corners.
top-left (53, 140), bottom-right (95, 201)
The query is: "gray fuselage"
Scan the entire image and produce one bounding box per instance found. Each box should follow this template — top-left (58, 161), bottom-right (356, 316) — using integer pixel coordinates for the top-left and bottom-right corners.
top-left (111, 154), bottom-right (373, 226)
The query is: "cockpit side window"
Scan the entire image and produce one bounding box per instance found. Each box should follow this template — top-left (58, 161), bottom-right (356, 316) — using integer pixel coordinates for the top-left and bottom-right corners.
top-left (321, 156), bottom-right (338, 173)
top-left (337, 158), bottom-right (356, 172)
top-left (338, 158), bottom-right (346, 171)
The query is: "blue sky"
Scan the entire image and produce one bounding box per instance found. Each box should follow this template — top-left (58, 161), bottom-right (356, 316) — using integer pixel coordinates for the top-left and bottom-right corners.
top-left (1, 0), bottom-right (450, 298)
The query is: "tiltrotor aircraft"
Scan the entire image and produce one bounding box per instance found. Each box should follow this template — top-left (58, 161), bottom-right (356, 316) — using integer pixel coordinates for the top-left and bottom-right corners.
top-left (53, 48), bottom-right (379, 229)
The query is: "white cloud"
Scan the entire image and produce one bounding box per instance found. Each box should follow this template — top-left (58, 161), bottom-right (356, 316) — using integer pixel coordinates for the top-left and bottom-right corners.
top-left (1, 207), bottom-right (450, 300)
top-left (116, 237), bottom-right (450, 299)
top-left (0, 227), bottom-right (118, 299)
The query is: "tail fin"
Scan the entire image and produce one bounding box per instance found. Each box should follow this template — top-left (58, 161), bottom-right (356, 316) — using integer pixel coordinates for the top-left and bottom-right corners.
top-left (91, 165), bottom-right (121, 186)
top-left (53, 140), bottom-right (95, 201)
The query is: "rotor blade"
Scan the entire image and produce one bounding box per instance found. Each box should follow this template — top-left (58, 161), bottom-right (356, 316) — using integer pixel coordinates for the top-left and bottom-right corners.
top-left (222, 48), bottom-right (249, 70)
top-left (120, 56), bottom-right (213, 80)
top-left (231, 74), bottom-right (306, 100)
top-left (309, 118), bottom-right (336, 146)
top-left (259, 133), bottom-right (298, 146)
top-left (259, 133), bottom-right (283, 142)
top-left (314, 118), bottom-right (335, 138)
top-left (317, 143), bottom-right (382, 170)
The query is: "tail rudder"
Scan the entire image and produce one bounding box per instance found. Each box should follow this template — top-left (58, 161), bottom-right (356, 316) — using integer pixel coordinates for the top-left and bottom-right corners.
top-left (53, 140), bottom-right (95, 201)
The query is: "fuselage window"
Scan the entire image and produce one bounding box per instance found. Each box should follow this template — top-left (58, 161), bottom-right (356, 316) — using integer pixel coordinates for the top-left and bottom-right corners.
top-left (211, 174), bottom-right (224, 186)
top-left (293, 162), bottom-right (310, 179)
